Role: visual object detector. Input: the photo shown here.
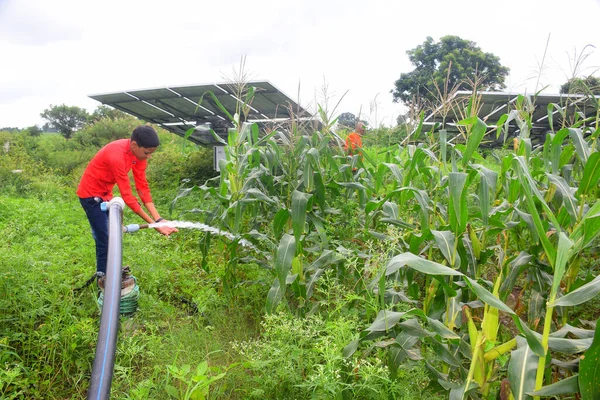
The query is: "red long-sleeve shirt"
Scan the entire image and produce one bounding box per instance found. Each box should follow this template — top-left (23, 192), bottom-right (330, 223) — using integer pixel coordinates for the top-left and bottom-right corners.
top-left (344, 132), bottom-right (363, 155)
top-left (76, 139), bottom-right (152, 213)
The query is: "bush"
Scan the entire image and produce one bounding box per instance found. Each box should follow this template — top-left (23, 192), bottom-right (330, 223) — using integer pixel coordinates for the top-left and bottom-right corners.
top-left (74, 116), bottom-right (140, 148)
top-left (147, 145), bottom-right (218, 190)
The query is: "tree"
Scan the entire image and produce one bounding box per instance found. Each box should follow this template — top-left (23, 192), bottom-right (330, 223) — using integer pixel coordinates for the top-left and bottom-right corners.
top-left (392, 35), bottom-right (510, 107)
top-left (560, 75), bottom-right (600, 95)
top-left (27, 125), bottom-right (43, 136)
top-left (40, 104), bottom-right (90, 139)
top-left (90, 105), bottom-right (130, 122)
top-left (338, 112), bottom-right (358, 129)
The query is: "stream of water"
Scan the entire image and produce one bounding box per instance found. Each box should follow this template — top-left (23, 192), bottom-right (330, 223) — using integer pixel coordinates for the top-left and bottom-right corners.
top-left (148, 221), bottom-right (256, 249)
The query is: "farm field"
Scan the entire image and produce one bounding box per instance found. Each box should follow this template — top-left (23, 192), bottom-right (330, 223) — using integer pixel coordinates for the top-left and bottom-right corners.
top-left (1, 90), bottom-right (600, 399)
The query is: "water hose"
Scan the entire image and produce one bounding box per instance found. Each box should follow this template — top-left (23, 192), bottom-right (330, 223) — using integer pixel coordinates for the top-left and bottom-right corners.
top-left (88, 197), bottom-right (125, 400)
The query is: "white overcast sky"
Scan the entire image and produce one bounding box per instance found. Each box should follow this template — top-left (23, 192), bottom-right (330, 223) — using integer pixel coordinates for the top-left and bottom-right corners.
top-left (1, 0), bottom-right (599, 129)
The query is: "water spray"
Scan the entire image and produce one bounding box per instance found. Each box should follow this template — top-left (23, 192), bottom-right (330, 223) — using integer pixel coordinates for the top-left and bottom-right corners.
top-left (123, 221), bottom-right (257, 250)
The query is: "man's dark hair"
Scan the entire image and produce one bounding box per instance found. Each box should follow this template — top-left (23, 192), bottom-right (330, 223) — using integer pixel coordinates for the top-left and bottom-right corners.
top-left (131, 125), bottom-right (160, 148)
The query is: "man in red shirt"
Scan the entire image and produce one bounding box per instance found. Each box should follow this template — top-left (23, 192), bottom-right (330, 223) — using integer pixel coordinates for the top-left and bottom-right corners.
top-left (344, 122), bottom-right (365, 155)
top-left (77, 125), bottom-right (177, 275)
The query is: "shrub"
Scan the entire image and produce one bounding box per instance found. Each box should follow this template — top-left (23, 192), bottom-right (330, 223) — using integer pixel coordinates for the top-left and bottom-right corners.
top-left (147, 146), bottom-right (218, 190)
top-left (74, 116), bottom-right (140, 148)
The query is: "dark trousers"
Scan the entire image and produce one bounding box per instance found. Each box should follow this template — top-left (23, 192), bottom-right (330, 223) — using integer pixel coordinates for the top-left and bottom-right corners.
top-left (79, 197), bottom-right (109, 274)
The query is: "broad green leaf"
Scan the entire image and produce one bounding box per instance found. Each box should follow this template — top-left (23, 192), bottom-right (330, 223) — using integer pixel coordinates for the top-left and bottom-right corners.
top-left (550, 232), bottom-right (574, 297)
top-left (209, 129), bottom-right (229, 146)
top-left (579, 318), bottom-right (600, 399)
top-left (571, 200), bottom-right (600, 250)
top-left (367, 310), bottom-right (406, 332)
top-left (382, 201), bottom-right (399, 220)
top-left (274, 234), bottom-right (296, 290)
top-left (568, 128), bottom-right (590, 164)
top-left (306, 268), bottom-right (324, 299)
top-left (430, 338), bottom-right (461, 367)
top-left (448, 172), bottom-right (468, 234)
top-left (307, 250), bottom-right (336, 271)
top-left (513, 156), bottom-right (557, 267)
top-left (508, 338), bottom-right (539, 400)
top-left (273, 208), bottom-right (290, 238)
top-left (552, 274), bottom-right (600, 307)
top-left (474, 165), bottom-right (497, 225)
top-left (578, 152), bottom-right (600, 197)
top-left (514, 208), bottom-right (540, 243)
top-left (458, 116), bottom-right (487, 168)
top-left (500, 252), bottom-right (533, 300)
top-left (551, 324), bottom-right (596, 339)
top-left (551, 128), bottom-right (570, 175)
top-left (528, 375), bottom-right (579, 396)
top-left (265, 278), bottom-right (284, 314)
top-left (398, 318), bottom-right (433, 338)
top-left (440, 129), bottom-right (447, 164)
top-left (386, 253), bottom-right (464, 277)
top-left (343, 339), bottom-right (360, 358)
top-left (464, 277), bottom-right (514, 315)
top-left (546, 336), bottom-right (593, 354)
top-left (426, 317), bottom-right (461, 340)
top-left (314, 171), bottom-right (326, 211)
top-left (337, 181), bottom-right (367, 191)
top-left (383, 163), bottom-right (403, 184)
top-left (245, 188), bottom-right (274, 203)
top-left (546, 174), bottom-right (578, 223)
top-left (291, 190), bottom-right (312, 242)
top-left (431, 230), bottom-right (460, 268)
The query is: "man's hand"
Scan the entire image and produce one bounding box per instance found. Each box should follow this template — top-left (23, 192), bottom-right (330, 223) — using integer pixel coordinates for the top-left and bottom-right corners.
top-left (154, 220), bottom-right (178, 236)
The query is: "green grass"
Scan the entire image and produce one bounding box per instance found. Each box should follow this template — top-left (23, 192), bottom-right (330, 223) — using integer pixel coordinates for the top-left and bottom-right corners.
top-left (0, 192), bottom-right (265, 399)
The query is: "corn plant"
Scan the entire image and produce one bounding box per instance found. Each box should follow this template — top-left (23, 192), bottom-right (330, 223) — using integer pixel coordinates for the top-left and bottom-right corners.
top-left (345, 95), bottom-right (600, 399)
top-left (176, 84), bottom-right (600, 398)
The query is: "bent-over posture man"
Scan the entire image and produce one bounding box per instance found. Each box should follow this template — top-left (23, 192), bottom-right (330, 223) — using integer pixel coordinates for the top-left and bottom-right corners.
top-left (77, 125), bottom-right (177, 275)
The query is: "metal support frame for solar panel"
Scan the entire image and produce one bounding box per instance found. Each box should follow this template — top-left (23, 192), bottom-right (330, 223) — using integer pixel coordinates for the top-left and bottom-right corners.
top-left (89, 81), bottom-right (313, 146)
top-left (422, 91), bottom-right (600, 147)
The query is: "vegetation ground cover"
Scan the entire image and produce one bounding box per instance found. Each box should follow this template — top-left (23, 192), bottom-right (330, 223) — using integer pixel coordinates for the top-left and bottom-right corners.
top-left (0, 118), bottom-right (437, 399)
top-left (1, 84), bottom-right (600, 399)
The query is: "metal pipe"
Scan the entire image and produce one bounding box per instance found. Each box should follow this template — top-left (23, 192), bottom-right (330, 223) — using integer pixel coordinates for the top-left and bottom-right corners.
top-left (88, 197), bottom-right (125, 400)
top-left (123, 223), bottom-right (150, 233)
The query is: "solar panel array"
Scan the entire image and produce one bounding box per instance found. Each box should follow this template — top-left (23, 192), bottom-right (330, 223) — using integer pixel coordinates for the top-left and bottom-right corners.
top-left (89, 81), bottom-right (311, 145)
top-left (423, 91), bottom-right (600, 143)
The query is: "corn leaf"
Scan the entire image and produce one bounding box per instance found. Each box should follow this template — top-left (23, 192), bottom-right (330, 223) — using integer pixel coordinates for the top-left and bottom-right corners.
top-left (458, 116), bottom-right (487, 168)
top-left (577, 152), bottom-right (600, 197)
top-left (568, 128), bottom-right (590, 165)
top-left (291, 191), bottom-right (312, 242)
top-left (508, 338), bottom-right (539, 400)
top-left (546, 174), bottom-right (578, 223)
top-left (552, 274), bottom-right (600, 307)
top-left (386, 253), bottom-right (464, 277)
top-left (432, 230), bottom-right (460, 268)
top-left (528, 375), bottom-right (579, 396)
top-left (265, 278), bottom-right (284, 314)
top-left (579, 318), bottom-right (600, 399)
top-left (274, 234), bottom-right (296, 290)
top-left (513, 156), bottom-right (557, 267)
top-left (571, 200), bottom-right (600, 251)
top-left (367, 310), bottom-right (406, 332)
top-left (448, 172), bottom-right (468, 234)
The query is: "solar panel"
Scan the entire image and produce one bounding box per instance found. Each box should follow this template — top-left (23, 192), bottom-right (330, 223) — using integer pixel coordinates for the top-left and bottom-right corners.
top-left (423, 91), bottom-right (600, 145)
top-left (89, 81), bottom-right (312, 145)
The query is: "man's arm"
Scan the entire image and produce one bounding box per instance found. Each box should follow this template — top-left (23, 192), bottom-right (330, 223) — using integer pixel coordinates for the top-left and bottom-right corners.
top-left (131, 161), bottom-right (177, 235)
